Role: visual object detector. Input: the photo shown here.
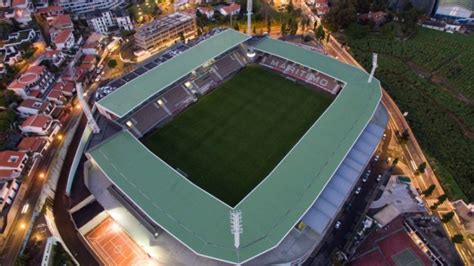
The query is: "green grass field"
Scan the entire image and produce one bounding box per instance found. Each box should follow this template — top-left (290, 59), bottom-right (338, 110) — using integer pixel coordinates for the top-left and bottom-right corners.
top-left (346, 27), bottom-right (474, 201)
top-left (142, 66), bottom-right (332, 206)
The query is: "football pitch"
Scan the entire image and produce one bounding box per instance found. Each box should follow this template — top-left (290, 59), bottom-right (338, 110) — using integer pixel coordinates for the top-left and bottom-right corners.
top-left (142, 66), bottom-right (332, 206)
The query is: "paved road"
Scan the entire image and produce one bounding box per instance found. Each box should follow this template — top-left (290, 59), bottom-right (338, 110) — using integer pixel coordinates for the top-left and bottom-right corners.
top-left (305, 130), bottom-right (391, 265)
top-left (325, 36), bottom-right (473, 265)
top-left (0, 108), bottom-right (78, 265)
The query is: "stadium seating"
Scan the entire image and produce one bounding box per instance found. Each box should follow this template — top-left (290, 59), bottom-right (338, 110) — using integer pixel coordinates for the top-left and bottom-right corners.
top-left (162, 85), bottom-right (195, 114)
top-left (260, 55), bottom-right (342, 95)
top-left (125, 99), bottom-right (170, 137)
top-left (211, 51), bottom-right (247, 80)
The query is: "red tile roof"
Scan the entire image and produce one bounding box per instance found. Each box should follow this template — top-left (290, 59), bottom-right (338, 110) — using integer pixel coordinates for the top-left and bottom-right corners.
top-left (82, 42), bottom-right (98, 49)
top-left (37, 6), bottom-right (64, 15)
top-left (0, 169), bottom-right (18, 179)
top-left (0, 151), bottom-right (27, 168)
top-left (21, 115), bottom-right (51, 129)
top-left (51, 14), bottom-right (72, 27)
top-left (53, 29), bottom-right (73, 45)
top-left (221, 3), bottom-right (240, 14)
top-left (47, 89), bottom-right (63, 100)
top-left (27, 90), bottom-right (42, 98)
top-left (82, 55), bottom-right (96, 64)
top-left (18, 99), bottom-right (49, 111)
top-left (17, 137), bottom-right (47, 153)
top-left (61, 81), bottom-right (75, 94)
top-left (12, 0), bottom-right (27, 8)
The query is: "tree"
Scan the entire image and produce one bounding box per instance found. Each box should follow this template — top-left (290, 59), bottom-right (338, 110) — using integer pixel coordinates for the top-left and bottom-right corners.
top-left (281, 22), bottom-right (288, 36)
top-left (178, 31), bottom-right (185, 43)
top-left (287, 0), bottom-right (294, 14)
top-left (417, 162), bottom-right (427, 174)
top-left (288, 18), bottom-right (298, 35)
top-left (392, 158), bottom-right (399, 166)
top-left (451, 234), bottom-right (464, 244)
top-left (233, 23), bottom-right (240, 31)
top-left (322, 0), bottom-right (357, 31)
top-left (422, 184), bottom-right (436, 197)
top-left (441, 211), bottom-right (454, 223)
top-left (380, 21), bottom-right (395, 39)
top-left (346, 23), bottom-right (369, 39)
top-left (266, 18), bottom-right (272, 34)
top-left (314, 25), bottom-right (325, 42)
top-left (107, 59), bottom-right (117, 69)
top-left (437, 194), bottom-right (448, 204)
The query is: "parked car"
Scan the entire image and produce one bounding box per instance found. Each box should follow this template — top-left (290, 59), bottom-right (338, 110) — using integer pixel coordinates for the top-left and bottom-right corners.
top-left (362, 175), bottom-right (369, 182)
top-left (376, 174), bottom-right (383, 182)
top-left (355, 186), bottom-right (362, 194)
top-left (335, 221), bottom-right (342, 229)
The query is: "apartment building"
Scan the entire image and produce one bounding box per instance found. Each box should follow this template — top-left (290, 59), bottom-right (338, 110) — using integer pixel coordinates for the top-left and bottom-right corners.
top-left (134, 12), bottom-right (196, 52)
top-left (56, 0), bottom-right (128, 14)
top-left (86, 9), bottom-right (133, 35)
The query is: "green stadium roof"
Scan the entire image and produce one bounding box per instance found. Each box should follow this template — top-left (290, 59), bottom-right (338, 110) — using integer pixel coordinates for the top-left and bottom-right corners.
top-left (438, 0), bottom-right (474, 10)
top-left (96, 29), bottom-right (251, 118)
top-left (88, 37), bottom-right (382, 264)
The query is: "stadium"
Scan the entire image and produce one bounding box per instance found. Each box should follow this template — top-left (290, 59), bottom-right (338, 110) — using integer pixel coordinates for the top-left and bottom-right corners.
top-left (83, 29), bottom-right (388, 265)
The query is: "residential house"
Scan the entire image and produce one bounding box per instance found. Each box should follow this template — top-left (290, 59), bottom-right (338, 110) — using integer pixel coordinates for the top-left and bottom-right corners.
top-left (46, 89), bottom-right (66, 105)
top-left (20, 114), bottom-right (60, 137)
top-left (0, 181), bottom-right (20, 211)
top-left (36, 6), bottom-right (65, 17)
top-left (48, 14), bottom-right (74, 30)
top-left (17, 136), bottom-right (49, 158)
top-left (0, 151), bottom-right (28, 181)
top-left (7, 65), bottom-right (54, 99)
top-left (81, 42), bottom-right (100, 55)
top-left (0, 29), bottom-right (36, 66)
top-left (52, 80), bottom-right (76, 97)
top-left (197, 7), bottom-right (214, 19)
top-left (35, 49), bottom-right (66, 67)
top-left (360, 11), bottom-right (388, 26)
top-left (219, 3), bottom-right (240, 16)
top-left (5, 0), bottom-right (34, 24)
top-left (17, 99), bottom-right (52, 117)
top-left (315, 0), bottom-right (329, 16)
top-left (51, 29), bottom-right (75, 50)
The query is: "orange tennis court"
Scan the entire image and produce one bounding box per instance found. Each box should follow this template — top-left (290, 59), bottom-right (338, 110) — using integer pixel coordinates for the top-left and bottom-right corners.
top-left (86, 217), bottom-right (157, 266)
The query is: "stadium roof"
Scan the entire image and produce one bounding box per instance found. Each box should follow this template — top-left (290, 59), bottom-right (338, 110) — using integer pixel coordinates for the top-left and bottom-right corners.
top-left (438, 0), bottom-right (474, 10)
top-left (96, 29), bottom-right (251, 118)
top-left (88, 37), bottom-right (382, 264)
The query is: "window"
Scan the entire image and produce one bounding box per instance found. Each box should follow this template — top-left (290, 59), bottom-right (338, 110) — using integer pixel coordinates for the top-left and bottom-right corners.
top-left (8, 156), bottom-right (19, 163)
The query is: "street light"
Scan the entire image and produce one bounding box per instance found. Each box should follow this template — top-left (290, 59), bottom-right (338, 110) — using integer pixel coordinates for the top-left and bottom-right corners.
top-left (57, 134), bottom-right (63, 141)
top-left (39, 172), bottom-right (45, 179)
top-left (19, 223), bottom-right (26, 229)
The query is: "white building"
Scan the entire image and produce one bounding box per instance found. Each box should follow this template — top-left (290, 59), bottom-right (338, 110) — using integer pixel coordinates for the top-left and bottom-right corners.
top-left (0, 151), bottom-right (28, 182)
top-left (197, 7), bottom-right (215, 19)
top-left (56, 0), bottom-right (127, 14)
top-left (5, 0), bottom-right (34, 24)
top-left (0, 29), bottom-right (36, 60)
top-left (7, 65), bottom-right (54, 99)
top-left (17, 98), bottom-right (52, 117)
top-left (219, 3), bottom-right (241, 16)
top-left (86, 9), bottom-right (134, 35)
top-left (20, 115), bottom-right (60, 138)
top-left (51, 29), bottom-right (75, 50)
